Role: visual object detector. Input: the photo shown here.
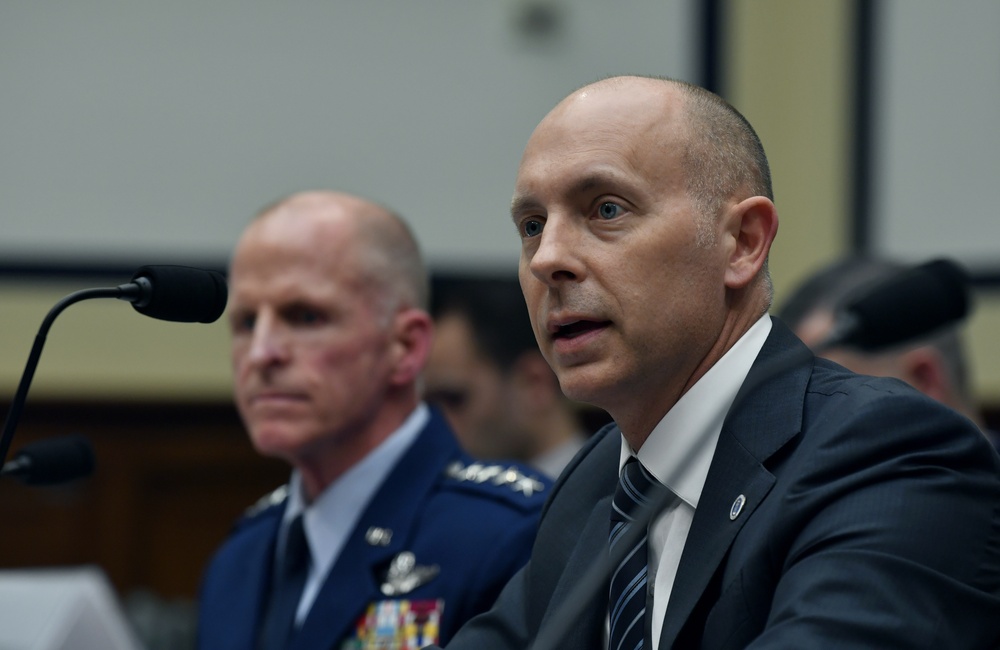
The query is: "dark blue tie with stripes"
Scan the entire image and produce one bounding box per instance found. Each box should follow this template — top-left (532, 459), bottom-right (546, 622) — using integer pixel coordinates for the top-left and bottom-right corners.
top-left (608, 457), bottom-right (666, 650)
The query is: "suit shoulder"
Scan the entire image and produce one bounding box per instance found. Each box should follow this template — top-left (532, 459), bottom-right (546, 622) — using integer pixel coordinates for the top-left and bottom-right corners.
top-left (438, 460), bottom-right (551, 513)
top-left (807, 362), bottom-right (957, 420)
top-left (802, 364), bottom-right (991, 458)
top-left (230, 484), bottom-right (287, 533)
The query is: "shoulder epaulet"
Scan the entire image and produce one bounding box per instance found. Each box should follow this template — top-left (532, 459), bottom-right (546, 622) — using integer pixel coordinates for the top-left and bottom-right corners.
top-left (243, 484), bottom-right (289, 519)
top-left (443, 461), bottom-right (546, 498)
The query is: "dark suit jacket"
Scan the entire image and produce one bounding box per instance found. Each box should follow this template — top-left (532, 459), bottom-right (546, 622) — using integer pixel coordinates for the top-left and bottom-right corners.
top-left (197, 409), bottom-right (549, 650)
top-left (439, 318), bottom-right (1000, 649)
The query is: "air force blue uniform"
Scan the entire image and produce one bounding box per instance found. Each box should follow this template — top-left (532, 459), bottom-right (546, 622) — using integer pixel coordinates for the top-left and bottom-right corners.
top-left (197, 409), bottom-right (549, 650)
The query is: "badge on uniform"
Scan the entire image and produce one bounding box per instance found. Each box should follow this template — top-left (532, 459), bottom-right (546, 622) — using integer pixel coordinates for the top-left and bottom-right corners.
top-left (381, 551), bottom-right (440, 596)
top-left (444, 461), bottom-right (545, 496)
top-left (341, 599), bottom-right (444, 650)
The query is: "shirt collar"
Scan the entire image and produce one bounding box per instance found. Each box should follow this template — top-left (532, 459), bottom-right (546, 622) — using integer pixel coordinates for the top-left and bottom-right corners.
top-left (282, 402), bottom-right (430, 576)
top-left (619, 315), bottom-right (771, 509)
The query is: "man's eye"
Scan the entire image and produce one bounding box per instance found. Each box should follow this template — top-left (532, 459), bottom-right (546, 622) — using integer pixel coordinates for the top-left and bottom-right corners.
top-left (294, 309), bottom-right (323, 325)
top-left (231, 314), bottom-right (255, 333)
top-left (281, 304), bottom-right (326, 326)
top-left (427, 389), bottom-right (468, 412)
top-left (597, 202), bottom-right (622, 220)
top-left (522, 219), bottom-right (543, 238)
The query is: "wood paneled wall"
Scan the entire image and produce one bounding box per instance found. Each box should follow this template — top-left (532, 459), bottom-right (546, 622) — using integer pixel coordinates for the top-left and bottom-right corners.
top-left (0, 400), bottom-right (288, 599)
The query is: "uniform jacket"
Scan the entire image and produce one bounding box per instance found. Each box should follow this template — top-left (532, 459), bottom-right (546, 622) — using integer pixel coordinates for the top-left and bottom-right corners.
top-left (439, 318), bottom-right (1000, 649)
top-left (197, 409), bottom-right (549, 650)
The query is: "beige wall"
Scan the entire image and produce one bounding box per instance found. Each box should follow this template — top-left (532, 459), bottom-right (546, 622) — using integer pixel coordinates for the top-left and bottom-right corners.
top-left (3, 1), bottom-right (999, 407)
top-left (0, 282), bottom-right (232, 400)
top-left (725, 0), bottom-right (1000, 405)
top-left (727, 0), bottom-right (852, 296)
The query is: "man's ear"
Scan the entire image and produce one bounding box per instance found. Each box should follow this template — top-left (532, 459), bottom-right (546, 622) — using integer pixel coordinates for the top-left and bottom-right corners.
top-left (389, 308), bottom-right (434, 386)
top-left (723, 196), bottom-right (778, 290)
top-left (900, 346), bottom-right (950, 403)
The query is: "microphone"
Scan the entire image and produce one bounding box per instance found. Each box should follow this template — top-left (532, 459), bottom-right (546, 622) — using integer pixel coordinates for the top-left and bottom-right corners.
top-left (0, 265), bottom-right (228, 471)
top-left (0, 435), bottom-right (95, 486)
top-left (814, 258), bottom-right (971, 353)
top-left (118, 265), bottom-right (228, 324)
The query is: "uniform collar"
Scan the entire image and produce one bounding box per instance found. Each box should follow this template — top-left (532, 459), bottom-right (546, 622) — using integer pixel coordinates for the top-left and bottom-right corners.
top-left (282, 403), bottom-right (430, 587)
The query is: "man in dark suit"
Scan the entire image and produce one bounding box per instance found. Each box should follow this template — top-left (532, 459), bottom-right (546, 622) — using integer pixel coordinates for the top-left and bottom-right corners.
top-left (197, 191), bottom-right (548, 650)
top-left (434, 76), bottom-right (1000, 648)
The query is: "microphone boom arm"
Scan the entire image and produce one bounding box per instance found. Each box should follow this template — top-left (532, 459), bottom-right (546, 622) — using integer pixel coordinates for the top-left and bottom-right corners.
top-left (0, 265), bottom-right (226, 471)
top-left (0, 286), bottom-right (128, 468)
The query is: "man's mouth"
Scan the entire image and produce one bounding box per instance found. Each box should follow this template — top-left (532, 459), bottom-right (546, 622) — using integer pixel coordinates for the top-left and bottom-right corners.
top-left (251, 391), bottom-right (307, 405)
top-left (552, 320), bottom-right (610, 340)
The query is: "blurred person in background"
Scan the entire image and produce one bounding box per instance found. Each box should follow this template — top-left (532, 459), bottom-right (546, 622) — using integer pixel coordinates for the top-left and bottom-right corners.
top-left (426, 277), bottom-right (592, 478)
top-left (778, 255), bottom-right (1000, 452)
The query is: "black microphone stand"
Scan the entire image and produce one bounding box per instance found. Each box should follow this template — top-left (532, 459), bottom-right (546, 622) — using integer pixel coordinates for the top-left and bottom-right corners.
top-left (0, 284), bottom-right (141, 468)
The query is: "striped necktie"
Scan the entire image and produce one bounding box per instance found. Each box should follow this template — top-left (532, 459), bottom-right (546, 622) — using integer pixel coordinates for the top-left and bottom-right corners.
top-left (608, 457), bottom-right (667, 650)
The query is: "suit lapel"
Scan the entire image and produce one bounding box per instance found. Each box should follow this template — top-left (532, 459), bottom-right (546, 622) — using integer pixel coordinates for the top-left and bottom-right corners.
top-left (290, 530), bottom-right (389, 650)
top-left (657, 430), bottom-right (776, 647)
top-left (658, 319), bottom-right (812, 648)
top-left (532, 425), bottom-right (620, 650)
top-left (290, 412), bottom-right (459, 650)
top-left (538, 494), bottom-right (614, 650)
top-left (215, 507), bottom-right (283, 650)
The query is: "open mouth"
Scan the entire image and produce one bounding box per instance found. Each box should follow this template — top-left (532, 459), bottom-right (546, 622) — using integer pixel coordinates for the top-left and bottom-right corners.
top-left (553, 320), bottom-right (610, 340)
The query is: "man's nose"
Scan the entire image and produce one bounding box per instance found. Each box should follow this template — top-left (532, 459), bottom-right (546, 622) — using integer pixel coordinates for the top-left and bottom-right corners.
top-left (527, 215), bottom-right (585, 286)
top-left (246, 311), bottom-right (288, 367)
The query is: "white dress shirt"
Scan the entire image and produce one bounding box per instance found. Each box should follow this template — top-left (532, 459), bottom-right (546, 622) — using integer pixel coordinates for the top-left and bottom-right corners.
top-left (617, 314), bottom-right (771, 647)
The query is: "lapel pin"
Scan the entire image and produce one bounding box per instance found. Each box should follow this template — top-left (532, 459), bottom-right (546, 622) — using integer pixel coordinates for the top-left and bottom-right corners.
top-left (730, 494), bottom-right (746, 521)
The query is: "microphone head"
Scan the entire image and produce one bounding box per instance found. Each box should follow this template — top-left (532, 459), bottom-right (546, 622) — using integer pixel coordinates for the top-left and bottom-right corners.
top-left (6, 435), bottom-right (96, 486)
top-left (130, 265), bottom-right (228, 323)
top-left (837, 258), bottom-right (971, 351)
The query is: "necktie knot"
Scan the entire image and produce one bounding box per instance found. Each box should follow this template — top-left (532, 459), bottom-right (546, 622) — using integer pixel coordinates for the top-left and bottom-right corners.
top-left (282, 514), bottom-right (310, 576)
top-left (611, 457), bottom-right (666, 524)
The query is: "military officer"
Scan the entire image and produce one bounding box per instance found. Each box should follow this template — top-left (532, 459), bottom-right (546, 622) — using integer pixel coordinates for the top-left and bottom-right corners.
top-left (197, 191), bottom-right (549, 650)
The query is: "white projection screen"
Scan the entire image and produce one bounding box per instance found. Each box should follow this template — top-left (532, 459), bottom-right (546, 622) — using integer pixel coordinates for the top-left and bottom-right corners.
top-left (869, 0), bottom-right (1000, 278)
top-left (0, 1), bottom-right (699, 274)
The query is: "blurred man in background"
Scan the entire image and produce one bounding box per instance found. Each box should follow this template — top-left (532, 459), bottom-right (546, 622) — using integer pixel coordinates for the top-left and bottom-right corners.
top-left (426, 276), bottom-right (592, 478)
top-left (778, 255), bottom-right (1000, 451)
top-left (197, 191), bottom-right (548, 650)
